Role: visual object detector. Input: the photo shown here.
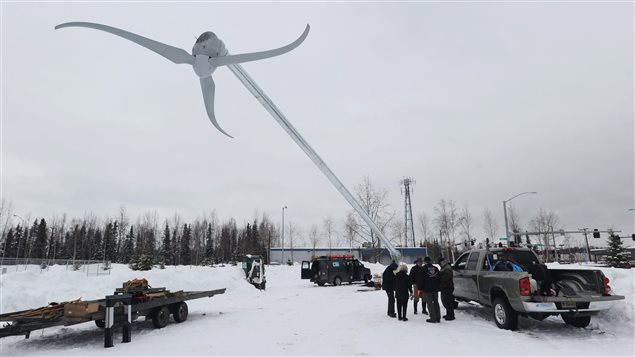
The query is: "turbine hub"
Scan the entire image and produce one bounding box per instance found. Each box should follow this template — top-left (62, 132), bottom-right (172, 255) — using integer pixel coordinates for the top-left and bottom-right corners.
top-left (192, 32), bottom-right (227, 58)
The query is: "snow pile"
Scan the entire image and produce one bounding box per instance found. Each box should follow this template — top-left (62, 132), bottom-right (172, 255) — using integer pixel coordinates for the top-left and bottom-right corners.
top-left (0, 263), bottom-right (633, 356)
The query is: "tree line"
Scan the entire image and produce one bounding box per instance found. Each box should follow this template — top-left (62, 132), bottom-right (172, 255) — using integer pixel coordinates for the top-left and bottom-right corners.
top-left (1, 176), bottom-right (590, 266)
top-left (0, 206), bottom-right (278, 266)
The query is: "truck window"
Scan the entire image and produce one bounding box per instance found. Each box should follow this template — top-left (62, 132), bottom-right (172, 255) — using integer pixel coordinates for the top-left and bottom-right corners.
top-left (454, 253), bottom-right (469, 270)
top-left (332, 261), bottom-right (341, 268)
top-left (302, 262), bottom-right (310, 269)
top-left (467, 252), bottom-right (481, 270)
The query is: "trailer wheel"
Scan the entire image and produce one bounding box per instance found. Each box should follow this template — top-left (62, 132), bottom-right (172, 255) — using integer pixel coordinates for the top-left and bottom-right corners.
top-left (94, 319), bottom-right (105, 328)
top-left (151, 306), bottom-right (170, 328)
top-left (561, 314), bottom-right (591, 328)
top-left (492, 297), bottom-right (518, 330)
top-left (333, 276), bottom-right (342, 286)
top-left (171, 302), bottom-right (189, 323)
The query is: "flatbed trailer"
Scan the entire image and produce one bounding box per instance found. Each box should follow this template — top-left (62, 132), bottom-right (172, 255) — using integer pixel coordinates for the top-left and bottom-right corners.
top-left (0, 286), bottom-right (226, 346)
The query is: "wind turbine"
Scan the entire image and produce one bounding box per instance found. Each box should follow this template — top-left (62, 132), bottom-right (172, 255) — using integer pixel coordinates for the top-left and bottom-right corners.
top-left (56, 22), bottom-right (403, 262)
top-left (55, 22), bottom-right (309, 138)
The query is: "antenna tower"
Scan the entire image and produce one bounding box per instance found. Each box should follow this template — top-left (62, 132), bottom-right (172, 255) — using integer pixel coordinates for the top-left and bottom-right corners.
top-left (400, 177), bottom-right (416, 247)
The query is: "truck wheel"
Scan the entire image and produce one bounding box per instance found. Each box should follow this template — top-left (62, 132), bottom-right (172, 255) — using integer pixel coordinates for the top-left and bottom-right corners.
top-left (561, 314), bottom-right (591, 328)
top-left (94, 319), bottom-right (105, 328)
top-left (493, 297), bottom-right (518, 330)
top-left (364, 274), bottom-right (371, 283)
top-left (151, 306), bottom-right (170, 328)
top-left (333, 276), bottom-right (342, 286)
top-left (171, 302), bottom-right (188, 323)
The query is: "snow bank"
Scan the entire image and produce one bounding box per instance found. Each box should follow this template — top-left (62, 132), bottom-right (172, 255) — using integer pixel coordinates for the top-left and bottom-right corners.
top-left (0, 263), bottom-right (632, 356)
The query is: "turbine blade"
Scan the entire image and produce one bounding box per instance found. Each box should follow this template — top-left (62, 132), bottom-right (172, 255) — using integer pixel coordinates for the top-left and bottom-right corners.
top-left (55, 22), bottom-right (194, 65)
top-left (200, 77), bottom-right (233, 138)
top-left (210, 24), bottom-right (310, 67)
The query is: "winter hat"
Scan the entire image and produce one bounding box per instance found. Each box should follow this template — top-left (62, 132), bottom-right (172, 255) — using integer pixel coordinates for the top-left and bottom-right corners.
top-left (423, 256), bottom-right (432, 264)
top-left (438, 257), bottom-right (446, 264)
top-left (414, 257), bottom-right (423, 264)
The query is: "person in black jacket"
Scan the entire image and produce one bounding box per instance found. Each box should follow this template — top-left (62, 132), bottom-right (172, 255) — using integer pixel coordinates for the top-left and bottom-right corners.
top-left (382, 261), bottom-right (398, 318)
top-left (409, 257), bottom-right (427, 315)
top-left (438, 257), bottom-right (455, 321)
top-left (394, 263), bottom-right (413, 321)
top-left (419, 256), bottom-right (441, 323)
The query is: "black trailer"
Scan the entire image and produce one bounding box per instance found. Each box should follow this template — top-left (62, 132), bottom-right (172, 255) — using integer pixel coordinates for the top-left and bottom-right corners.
top-left (0, 286), bottom-right (226, 347)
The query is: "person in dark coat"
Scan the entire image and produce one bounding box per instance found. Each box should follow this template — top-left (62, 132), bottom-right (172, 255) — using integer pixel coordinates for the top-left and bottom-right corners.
top-left (409, 257), bottom-right (427, 315)
top-left (438, 257), bottom-right (455, 320)
top-left (394, 263), bottom-right (413, 321)
top-left (418, 256), bottom-right (441, 323)
top-left (382, 261), bottom-right (398, 318)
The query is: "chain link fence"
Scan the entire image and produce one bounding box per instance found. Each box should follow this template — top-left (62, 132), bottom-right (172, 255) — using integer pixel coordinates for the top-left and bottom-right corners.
top-left (0, 257), bottom-right (112, 276)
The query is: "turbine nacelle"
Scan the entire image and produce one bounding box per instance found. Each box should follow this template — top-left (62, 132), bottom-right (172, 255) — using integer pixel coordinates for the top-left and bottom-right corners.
top-left (55, 22), bottom-right (310, 138)
top-left (192, 31), bottom-right (227, 58)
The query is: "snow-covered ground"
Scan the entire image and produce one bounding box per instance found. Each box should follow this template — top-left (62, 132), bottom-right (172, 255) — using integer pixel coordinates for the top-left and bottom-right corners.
top-left (0, 262), bottom-right (633, 356)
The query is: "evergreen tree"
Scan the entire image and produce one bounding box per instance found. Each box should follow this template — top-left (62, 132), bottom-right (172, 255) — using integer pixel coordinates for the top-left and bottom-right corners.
top-left (31, 219), bottom-right (49, 259)
top-left (180, 224), bottom-right (192, 265)
top-left (91, 229), bottom-right (104, 260)
top-left (145, 230), bottom-right (156, 259)
top-left (135, 229), bottom-right (144, 258)
top-left (121, 226), bottom-right (135, 264)
top-left (129, 254), bottom-right (153, 271)
top-left (104, 221), bottom-right (118, 261)
top-left (606, 234), bottom-right (629, 268)
top-left (205, 223), bottom-right (214, 259)
top-left (3, 228), bottom-right (15, 257)
top-left (161, 223), bottom-right (172, 265)
top-left (10, 225), bottom-right (23, 258)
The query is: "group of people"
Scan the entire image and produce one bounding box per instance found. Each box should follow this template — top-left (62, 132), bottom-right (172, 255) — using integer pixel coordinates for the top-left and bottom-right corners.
top-left (382, 256), bottom-right (455, 323)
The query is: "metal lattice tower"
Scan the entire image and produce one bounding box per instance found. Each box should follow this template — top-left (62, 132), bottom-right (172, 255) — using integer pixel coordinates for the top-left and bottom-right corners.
top-left (400, 177), bottom-right (416, 247)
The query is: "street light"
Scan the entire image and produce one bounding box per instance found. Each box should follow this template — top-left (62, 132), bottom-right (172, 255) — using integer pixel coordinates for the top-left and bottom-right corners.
top-left (281, 206), bottom-right (287, 264)
top-left (503, 191), bottom-right (537, 243)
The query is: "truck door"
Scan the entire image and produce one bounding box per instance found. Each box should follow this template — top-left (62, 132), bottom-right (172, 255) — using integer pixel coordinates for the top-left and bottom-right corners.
top-left (463, 252), bottom-right (482, 301)
top-left (452, 253), bottom-right (470, 298)
top-left (301, 261), bottom-right (312, 279)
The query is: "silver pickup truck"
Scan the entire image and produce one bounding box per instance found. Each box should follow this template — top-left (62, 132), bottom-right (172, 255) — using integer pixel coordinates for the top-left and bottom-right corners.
top-left (452, 247), bottom-right (624, 330)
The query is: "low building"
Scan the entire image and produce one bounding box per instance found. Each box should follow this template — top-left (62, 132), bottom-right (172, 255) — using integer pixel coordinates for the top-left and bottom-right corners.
top-left (590, 247), bottom-right (635, 264)
top-left (269, 247), bottom-right (427, 265)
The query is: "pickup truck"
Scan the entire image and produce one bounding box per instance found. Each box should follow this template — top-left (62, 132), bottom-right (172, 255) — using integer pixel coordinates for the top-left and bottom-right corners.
top-left (452, 247), bottom-right (624, 330)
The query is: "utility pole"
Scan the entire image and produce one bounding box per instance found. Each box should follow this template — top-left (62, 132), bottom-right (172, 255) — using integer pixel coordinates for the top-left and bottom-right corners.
top-left (579, 228), bottom-right (591, 263)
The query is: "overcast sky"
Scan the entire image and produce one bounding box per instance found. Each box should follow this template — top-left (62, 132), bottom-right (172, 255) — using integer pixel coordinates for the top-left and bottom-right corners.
top-left (1, 2), bottom-right (633, 248)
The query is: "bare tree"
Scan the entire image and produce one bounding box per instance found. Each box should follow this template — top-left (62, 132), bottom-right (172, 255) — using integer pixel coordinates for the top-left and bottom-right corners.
top-left (507, 203), bottom-right (522, 234)
top-left (433, 199), bottom-right (459, 260)
top-left (482, 207), bottom-right (499, 242)
top-left (343, 212), bottom-right (358, 249)
top-left (417, 212), bottom-right (432, 247)
top-left (0, 198), bottom-right (14, 245)
top-left (390, 218), bottom-right (405, 247)
top-left (459, 205), bottom-right (473, 247)
top-left (308, 224), bottom-right (320, 257)
top-left (322, 216), bottom-right (336, 251)
top-left (349, 176), bottom-right (396, 249)
top-left (117, 205), bottom-right (130, 259)
top-left (529, 208), bottom-right (560, 262)
top-left (288, 221), bottom-right (300, 263)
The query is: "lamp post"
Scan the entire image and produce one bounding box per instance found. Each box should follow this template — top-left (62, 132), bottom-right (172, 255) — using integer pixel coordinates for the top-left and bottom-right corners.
top-left (503, 191), bottom-right (537, 243)
top-left (281, 206), bottom-right (287, 264)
